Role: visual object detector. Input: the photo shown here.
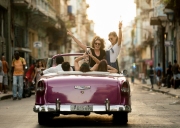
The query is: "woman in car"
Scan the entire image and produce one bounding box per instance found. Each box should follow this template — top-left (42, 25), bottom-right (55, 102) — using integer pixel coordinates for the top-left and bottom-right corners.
top-left (96, 59), bottom-right (118, 73)
top-left (67, 31), bottom-right (106, 67)
top-left (106, 21), bottom-right (122, 70)
top-left (74, 53), bottom-right (117, 73)
top-left (74, 53), bottom-right (100, 72)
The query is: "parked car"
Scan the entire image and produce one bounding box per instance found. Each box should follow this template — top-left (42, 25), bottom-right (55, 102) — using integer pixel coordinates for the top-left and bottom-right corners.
top-left (33, 53), bottom-right (131, 125)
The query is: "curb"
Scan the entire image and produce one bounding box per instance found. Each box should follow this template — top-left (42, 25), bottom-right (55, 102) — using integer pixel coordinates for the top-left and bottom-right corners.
top-left (140, 84), bottom-right (180, 99)
top-left (0, 94), bottom-right (12, 101)
top-left (0, 91), bottom-right (35, 101)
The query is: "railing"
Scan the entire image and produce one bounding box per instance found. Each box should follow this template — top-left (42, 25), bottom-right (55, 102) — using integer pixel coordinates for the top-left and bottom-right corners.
top-left (13, 0), bottom-right (57, 21)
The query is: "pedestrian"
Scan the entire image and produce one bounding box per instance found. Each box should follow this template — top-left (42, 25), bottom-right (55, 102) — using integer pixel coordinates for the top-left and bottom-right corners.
top-left (1, 55), bottom-right (9, 93)
top-left (11, 51), bottom-right (26, 100)
top-left (130, 71), bottom-right (135, 85)
top-left (67, 31), bottom-right (106, 67)
top-left (106, 21), bottom-right (122, 70)
top-left (149, 65), bottom-right (155, 89)
top-left (172, 59), bottom-right (180, 88)
top-left (166, 64), bottom-right (173, 88)
top-left (0, 59), bottom-right (4, 94)
top-left (32, 60), bottom-right (45, 84)
top-left (155, 63), bottom-right (163, 89)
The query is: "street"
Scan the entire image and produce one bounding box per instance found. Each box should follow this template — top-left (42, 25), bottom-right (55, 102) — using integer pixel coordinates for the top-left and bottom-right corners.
top-left (0, 81), bottom-right (180, 128)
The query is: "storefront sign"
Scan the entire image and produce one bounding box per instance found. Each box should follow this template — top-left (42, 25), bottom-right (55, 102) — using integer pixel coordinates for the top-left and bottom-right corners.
top-left (165, 41), bottom-right (173, 46)
top-left (33, 41), bottom-right (42, 48)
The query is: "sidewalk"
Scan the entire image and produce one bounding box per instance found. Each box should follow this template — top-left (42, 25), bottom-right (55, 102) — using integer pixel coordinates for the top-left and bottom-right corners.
top-left (0, 90), bottom-right (35, 101)
top-left (135, 78), bottom-right (180, 99)
top-left (0, 91), bottom-right (12, 100)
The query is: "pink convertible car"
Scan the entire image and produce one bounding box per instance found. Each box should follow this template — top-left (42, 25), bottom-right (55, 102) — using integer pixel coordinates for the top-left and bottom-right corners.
top-left (33, 53), bottom-right (131, 125)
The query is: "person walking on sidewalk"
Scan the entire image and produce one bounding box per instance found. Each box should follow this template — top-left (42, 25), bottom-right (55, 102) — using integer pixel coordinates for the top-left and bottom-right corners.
top-left (1, 55), bottom-right (9, 93)
top-left (172, 59), bottom-right (180, 89)
top-left (11, 51), bottom-right (26, 100)
top-left (166, 64), bottom-right (173, 88)
top-left (155, 63), bottom-right (163, 89)
top-left (149, 65), bottom-right (155, 89)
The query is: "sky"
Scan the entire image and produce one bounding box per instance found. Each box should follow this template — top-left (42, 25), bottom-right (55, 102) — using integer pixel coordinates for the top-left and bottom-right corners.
top-left (86, 0), bottom-right (136, 42)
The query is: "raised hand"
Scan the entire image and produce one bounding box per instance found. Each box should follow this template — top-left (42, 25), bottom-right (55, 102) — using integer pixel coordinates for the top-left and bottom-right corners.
top-left (119, 21), bottom-right (122, 29)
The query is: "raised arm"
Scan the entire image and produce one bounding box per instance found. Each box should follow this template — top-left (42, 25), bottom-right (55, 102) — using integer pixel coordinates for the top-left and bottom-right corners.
top-left (118, 21), bottom-right (122, 46)
top-left (74, 55), bottom-right (86, 71)
top-left (67, 31), bottom-right (87, 51)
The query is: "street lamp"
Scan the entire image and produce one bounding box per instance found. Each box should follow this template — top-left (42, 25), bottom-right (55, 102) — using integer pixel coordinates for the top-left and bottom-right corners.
top-left (164, 8), bottom-right (174, 22)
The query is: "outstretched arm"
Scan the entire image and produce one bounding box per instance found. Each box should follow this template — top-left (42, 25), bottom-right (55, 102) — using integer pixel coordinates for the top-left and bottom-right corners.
top-left (67, 31), bottom-right (87, 51)
top-left (107, 65), bottom-right (118, 73)
top-left (118, 21), bottom-right (122, 46)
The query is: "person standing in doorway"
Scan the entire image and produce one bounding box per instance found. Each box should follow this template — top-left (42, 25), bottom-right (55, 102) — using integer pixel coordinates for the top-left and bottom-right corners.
top-left (155, 63), bottom-right (163, 89)
top-left (11, 51), bottom-right (26, 100)
top-left (1, 55), bottom-right (9, 93)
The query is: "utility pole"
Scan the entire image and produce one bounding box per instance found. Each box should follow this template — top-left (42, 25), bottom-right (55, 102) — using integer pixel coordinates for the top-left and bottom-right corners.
top-left (161, 26), bottom-right (166, 77)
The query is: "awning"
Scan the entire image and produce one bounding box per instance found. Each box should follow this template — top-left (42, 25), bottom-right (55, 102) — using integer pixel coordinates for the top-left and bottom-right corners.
top-left (14, 47), bottom-right (32, 53)
top-left (145, 59), bottom-right (153, 66)
top-left (150, 16), bottom-right (167, 25)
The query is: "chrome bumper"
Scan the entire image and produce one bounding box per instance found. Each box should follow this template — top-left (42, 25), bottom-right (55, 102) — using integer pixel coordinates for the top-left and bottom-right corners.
top-left (33, 104), bottom-right (131, 113)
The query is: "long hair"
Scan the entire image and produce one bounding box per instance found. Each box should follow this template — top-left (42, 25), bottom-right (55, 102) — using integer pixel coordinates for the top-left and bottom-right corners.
top-left (97, 59), bottom-right (108, 72)
top-left (91, 36), bottom-right (105, 50)
top-left (37, 60), bottom-right (44, 68)
top-left (80, 62), bottom-right (90, 72)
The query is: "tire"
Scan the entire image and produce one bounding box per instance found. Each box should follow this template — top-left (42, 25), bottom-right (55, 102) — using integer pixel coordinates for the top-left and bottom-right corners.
top-left (113, 112), bottom-right (128, 124)
top-left (38, 112), bottom-right (53, 125)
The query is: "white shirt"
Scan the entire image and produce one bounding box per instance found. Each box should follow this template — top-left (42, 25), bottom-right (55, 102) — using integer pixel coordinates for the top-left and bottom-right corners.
top-left (43, 64), bottom-right (63, 75)
top-left (108, 43), bottom-right (121, 63)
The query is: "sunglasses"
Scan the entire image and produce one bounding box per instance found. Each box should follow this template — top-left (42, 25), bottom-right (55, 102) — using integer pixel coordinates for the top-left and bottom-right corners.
top-left (94, 43), bottom-right (101, 46)
top-left (108, 38), bottom-right (113, 41)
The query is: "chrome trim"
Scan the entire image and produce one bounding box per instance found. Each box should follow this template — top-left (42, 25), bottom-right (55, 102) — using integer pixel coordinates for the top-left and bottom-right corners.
top-left (74, 86), bottom-right (91, 90)
top-left (33, 104), bottom-right (131, 113)
top-left (56, 98), bottom-right (60, 111)
top-left (105, 98), bottom-right (110, 111)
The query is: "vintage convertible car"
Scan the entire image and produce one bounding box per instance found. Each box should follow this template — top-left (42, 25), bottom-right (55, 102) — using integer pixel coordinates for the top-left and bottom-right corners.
top-left (33, 53), bottom-right (131, 125)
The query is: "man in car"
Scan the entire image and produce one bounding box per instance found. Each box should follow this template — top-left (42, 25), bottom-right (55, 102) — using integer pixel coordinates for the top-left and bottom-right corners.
top-left (41, 56), bottom-right (64, 75)
top-left (61, 62), bottom-right (71, 71)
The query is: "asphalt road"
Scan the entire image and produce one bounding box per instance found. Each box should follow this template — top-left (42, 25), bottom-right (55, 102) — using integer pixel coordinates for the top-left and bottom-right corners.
top-left (0, 82), bottom-right (180, 128)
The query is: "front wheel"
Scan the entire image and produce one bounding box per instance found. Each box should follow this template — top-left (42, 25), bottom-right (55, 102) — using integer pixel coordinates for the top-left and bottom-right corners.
top-left (113, 112), bottom-right (128, 124)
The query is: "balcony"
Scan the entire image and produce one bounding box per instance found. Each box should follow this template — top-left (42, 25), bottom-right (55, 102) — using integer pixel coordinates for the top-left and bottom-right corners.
top-left (13, 0), bottom-right (58, 25)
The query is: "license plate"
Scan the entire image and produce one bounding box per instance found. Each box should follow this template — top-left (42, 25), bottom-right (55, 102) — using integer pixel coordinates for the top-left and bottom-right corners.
top-left (70, 105), bottom-right (93, 111)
